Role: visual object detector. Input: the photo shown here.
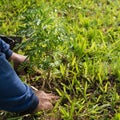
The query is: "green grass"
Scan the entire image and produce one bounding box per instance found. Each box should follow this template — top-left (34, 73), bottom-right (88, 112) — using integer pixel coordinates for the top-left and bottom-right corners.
top-left (0, 0), bottom-right (120, 119)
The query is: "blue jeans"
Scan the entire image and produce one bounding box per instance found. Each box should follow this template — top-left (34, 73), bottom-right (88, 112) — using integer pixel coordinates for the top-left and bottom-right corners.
top-left (0, 52), bottom-right (39, 114)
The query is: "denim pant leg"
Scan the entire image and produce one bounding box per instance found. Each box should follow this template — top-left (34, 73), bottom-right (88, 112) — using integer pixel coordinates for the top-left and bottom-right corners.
top-left (0, 52), bottom-right (39, 113)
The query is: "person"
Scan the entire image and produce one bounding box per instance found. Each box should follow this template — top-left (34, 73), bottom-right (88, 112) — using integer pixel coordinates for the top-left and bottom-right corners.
top-left (0, 38), bottom-right (58, 114)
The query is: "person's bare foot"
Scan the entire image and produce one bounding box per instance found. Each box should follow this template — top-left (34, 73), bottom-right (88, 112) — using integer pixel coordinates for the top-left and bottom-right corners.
top-left (34, 91), bottom-right (59, 111)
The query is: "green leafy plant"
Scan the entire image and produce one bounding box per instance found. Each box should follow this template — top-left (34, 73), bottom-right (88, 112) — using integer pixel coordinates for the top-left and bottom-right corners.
top-left (0, 0), bottom-right (120, 119)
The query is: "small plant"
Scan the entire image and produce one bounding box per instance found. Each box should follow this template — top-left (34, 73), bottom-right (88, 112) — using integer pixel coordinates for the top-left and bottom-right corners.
top-left (0, 0), bottom-right (120, 119)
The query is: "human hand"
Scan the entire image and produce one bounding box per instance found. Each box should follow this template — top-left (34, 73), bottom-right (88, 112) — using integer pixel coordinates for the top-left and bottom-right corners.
top-left (10, 52), bottom-right (28, 74)
top-left (34, 91), bottom-right (59, 111)
top-left (10, 52), bottom-right (28, 64)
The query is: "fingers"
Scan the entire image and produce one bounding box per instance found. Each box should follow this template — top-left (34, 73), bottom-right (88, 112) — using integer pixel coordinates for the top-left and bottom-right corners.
top-left (34, 90), bottom-right (59, 112)
top-left (39, 101), bottom-right (53, 111)
top-left (36, 91), bottom-right (59, 101)
top-left (46, 93), bottom-right (59, 99)
top-left (43, 92), bottom-right (60, 100)
top-left (49, 95), bottom-right (60, 101)
top-left (35, 100), bottom-right (53, 111)
top-left (43, 101), bottom-right (53, 110)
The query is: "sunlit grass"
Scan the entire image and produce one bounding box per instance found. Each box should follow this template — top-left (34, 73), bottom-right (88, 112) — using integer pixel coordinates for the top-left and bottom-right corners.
top-left (0, 0), bottom-right (120, 119)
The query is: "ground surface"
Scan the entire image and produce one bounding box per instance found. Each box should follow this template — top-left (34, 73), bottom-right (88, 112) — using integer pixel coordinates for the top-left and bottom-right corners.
top-left (0, 0), bottom-right (120, 120)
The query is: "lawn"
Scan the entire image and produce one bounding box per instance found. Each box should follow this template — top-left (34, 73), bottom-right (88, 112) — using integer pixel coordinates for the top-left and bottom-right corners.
top-left (0, 0), bottom-right (120, 120)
